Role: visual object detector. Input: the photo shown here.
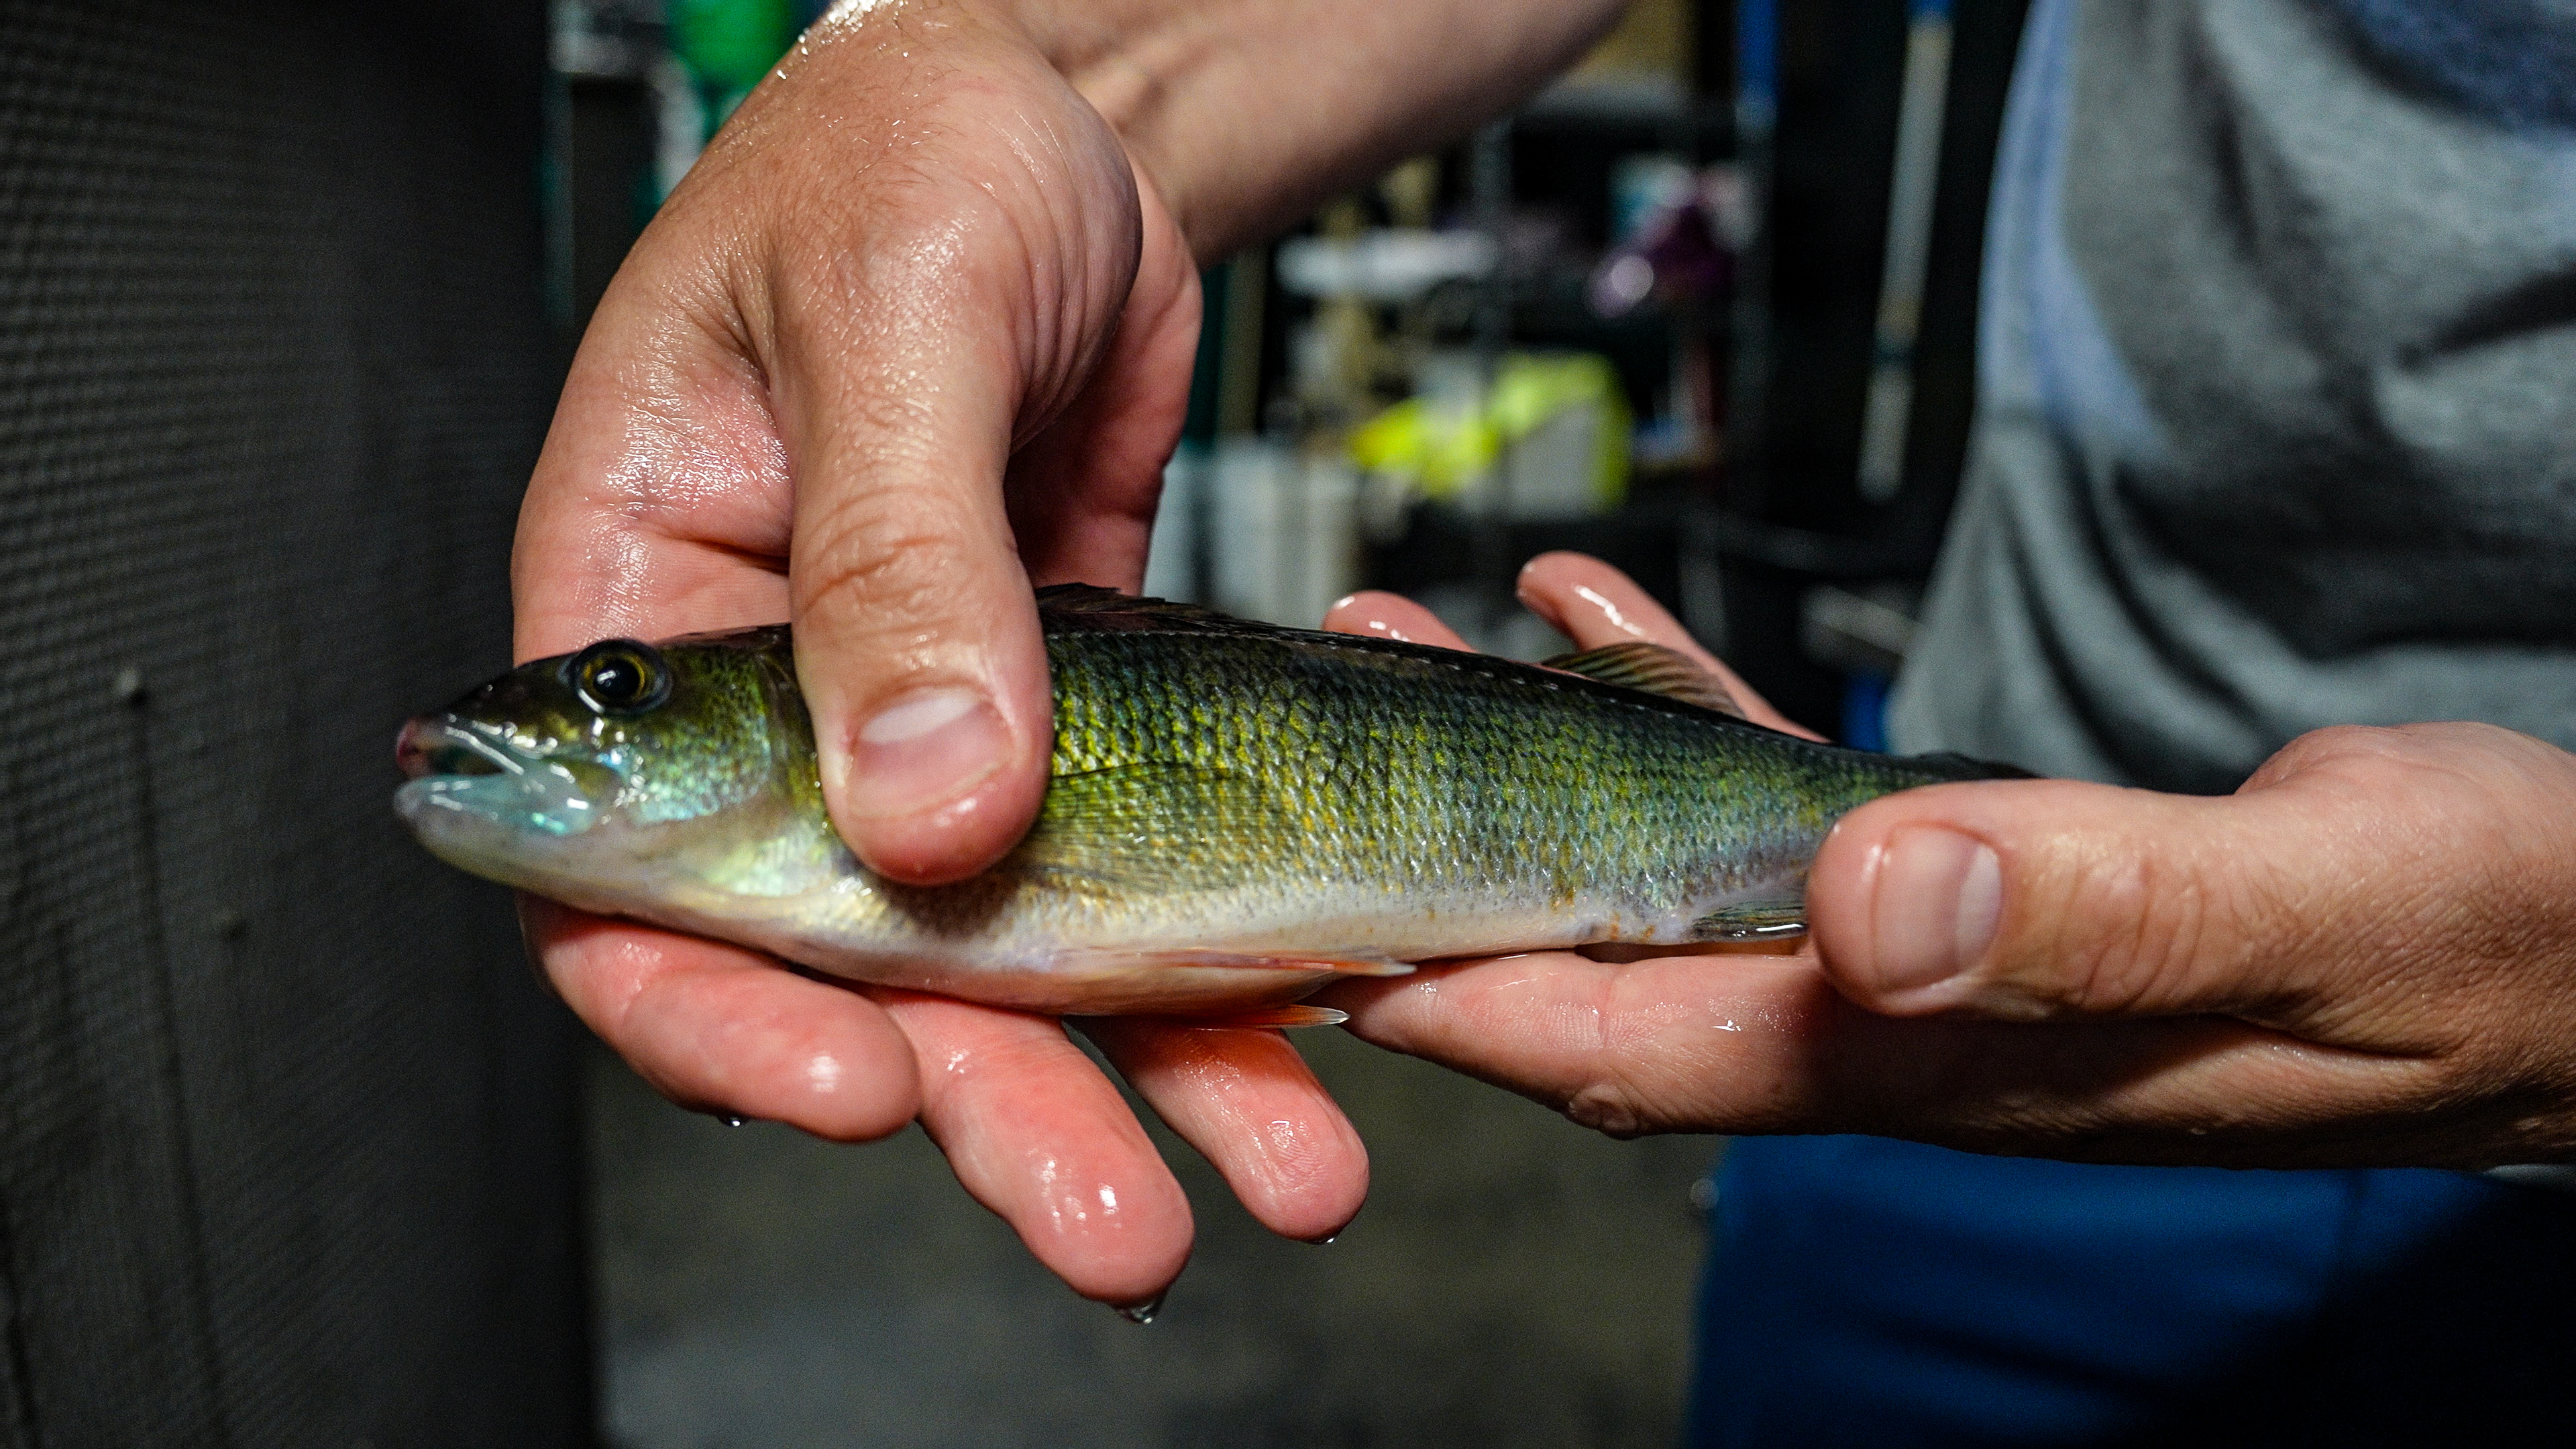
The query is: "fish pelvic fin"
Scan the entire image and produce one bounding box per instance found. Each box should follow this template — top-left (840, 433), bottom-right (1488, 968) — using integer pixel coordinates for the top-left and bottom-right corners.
top-left (1689, 898), bottom-right (1809, 941)
top-left (1542, 641), bottom-right (1746, 718)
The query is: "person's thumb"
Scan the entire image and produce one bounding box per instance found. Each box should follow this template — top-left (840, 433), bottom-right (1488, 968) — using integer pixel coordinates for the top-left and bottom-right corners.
top-left (1808, 771), bottom-right (2342, 1027)
top-left (745, 54), bottom-right (1155, 887)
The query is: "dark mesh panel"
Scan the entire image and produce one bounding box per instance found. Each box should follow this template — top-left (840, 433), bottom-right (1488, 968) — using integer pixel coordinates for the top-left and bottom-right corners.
top-left (0, 1), bottom-right (590, 1444)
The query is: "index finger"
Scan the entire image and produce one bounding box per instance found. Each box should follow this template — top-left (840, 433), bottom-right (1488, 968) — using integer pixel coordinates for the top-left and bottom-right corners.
top-left (1326, 947), bottom-right (2438, 1163)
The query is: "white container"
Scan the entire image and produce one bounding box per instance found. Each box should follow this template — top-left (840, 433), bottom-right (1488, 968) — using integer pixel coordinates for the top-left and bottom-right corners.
top-left (1141, 447), bottom-right (1202, 602)
top-left (1209, 438), bottom-right (1362, 628)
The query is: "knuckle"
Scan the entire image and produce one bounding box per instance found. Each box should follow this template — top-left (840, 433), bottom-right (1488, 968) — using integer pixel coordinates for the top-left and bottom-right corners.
top-left (1561, 1079), bottom-right (1652, 1138)
top-left (2043, 845), bottom-right (2229, 1014)
top-left (794, 490), bottom-right (984, 635)
top-left (2241, 724), bottom-right (2412, 792)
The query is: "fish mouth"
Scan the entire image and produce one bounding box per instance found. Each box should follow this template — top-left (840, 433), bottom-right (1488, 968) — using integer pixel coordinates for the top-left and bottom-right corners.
top-left (394, 716), bottom-right (602, 840)
top-left (396, 717), bottom-right (517, 781)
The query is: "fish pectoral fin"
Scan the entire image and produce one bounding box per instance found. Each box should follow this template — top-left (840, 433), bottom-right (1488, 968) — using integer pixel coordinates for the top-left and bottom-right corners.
top-left (1690, 898), bottom-right (1809, 941)
top-left (1155, 1005), bottom-right (1351, 1030)
top-left (1541, 641), bottom-right (1746, 718)
top-left (1014, 763), bottom-right (1288, 893)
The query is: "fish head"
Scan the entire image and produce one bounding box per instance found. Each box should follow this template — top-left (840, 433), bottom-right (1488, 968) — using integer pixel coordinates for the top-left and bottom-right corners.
top-left (394, 629), bottom-right (820, 902)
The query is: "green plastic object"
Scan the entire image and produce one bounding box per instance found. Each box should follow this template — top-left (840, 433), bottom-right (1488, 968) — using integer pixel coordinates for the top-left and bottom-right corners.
top-left (669, 0), bottom-right (799, 128)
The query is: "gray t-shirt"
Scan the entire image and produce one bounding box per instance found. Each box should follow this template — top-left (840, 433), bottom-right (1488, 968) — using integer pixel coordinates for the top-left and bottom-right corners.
top-left (1890, 0), bottom-right (2576, 794)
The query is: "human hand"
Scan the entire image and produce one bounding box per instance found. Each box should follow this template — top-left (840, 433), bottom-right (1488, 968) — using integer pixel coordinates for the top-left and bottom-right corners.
top-left (1324, 553), bottom-right (2576, 1169)
top-left (508, 0), bottom-right (1361, 1307)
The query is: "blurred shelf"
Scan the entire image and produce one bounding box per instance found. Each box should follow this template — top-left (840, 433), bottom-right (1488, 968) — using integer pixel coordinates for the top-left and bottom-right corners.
top-left (1515, 85), bottom-right (1735, 154)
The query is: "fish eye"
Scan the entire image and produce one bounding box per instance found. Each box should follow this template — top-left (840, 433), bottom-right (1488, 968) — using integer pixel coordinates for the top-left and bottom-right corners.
top-left (568, 640), bottom-right (671, 716)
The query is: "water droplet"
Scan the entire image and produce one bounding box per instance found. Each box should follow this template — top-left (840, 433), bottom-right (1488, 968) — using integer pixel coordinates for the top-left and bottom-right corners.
top-left (1687, 1176), bottom-right (1719, 1214)
top-left (210, 907), bottom-right (247, 940)
top-left (1114, 1293), bottom-right (1166, 1326)
top-left (112, 666), bottom-right (146, 705)
top-left (719, 1114), bottom-right (747, 1128)
top-left (1307, 1232), bottom-right (1339, 1246)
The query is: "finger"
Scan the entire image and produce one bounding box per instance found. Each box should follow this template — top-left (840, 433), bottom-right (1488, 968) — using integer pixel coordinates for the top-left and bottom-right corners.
top-left (769, 232), bottom-right (1059, 889)
top-left (523, 899), bottom-right (920, 1140)
top-left (1328, 949), bottom-right (1837, 1138)
top-left (1513, 551), bottom-right (1813, 738)
top-left (1806, 772), bottom-right (2381, 1035)
top-left (1322, 590), bottom-right (1472, 647)
top-left (1813, 724), bottom-right (2576, 1058)
top-left (1811, 777), bottom-right (2256, 1020)
top-left (1080, 1020), bottom-right (1370, 1242)
top-left (871, 991), bottom-right (1195, 1307)
top-left (512, 213), bottom-right (1052, 890)
top-left (1328, 948), bottom-right (2446, 1164)
top-left (755, 44), bottom-right (1150, 888)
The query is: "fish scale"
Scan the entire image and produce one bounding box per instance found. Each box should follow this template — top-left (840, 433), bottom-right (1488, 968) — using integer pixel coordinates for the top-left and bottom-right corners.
top-left (394, 587), bottom-right (2019, 1020)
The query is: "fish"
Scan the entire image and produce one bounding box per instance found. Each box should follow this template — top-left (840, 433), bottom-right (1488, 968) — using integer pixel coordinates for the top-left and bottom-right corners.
top-left (394, 586), bottom-right (2021, 1025)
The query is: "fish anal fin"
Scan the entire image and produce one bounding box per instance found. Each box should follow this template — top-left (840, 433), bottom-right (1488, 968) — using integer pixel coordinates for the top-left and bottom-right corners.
top-left (1542, 641), bottom-right (1746, 718)
top-left (1690, 898), bottom-right (1808, 941)
top-left (1044, 947), bottom-right (1412, 1020)
top-left (1158, 1005), bottom-right (1350, 1030)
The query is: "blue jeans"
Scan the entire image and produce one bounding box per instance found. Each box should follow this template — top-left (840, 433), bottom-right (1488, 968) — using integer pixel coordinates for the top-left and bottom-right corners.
top-left (1687, 1136), bottom-right (2576, 1446)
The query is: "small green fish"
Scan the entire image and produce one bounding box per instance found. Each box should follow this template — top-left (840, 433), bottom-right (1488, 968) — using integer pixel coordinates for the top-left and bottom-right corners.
top-left (396, 588), bottom-right (2018, 1024)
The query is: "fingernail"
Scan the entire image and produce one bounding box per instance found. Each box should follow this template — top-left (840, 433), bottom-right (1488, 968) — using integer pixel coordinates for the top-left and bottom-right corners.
top-left (1868, 826), bottom-right (2003, 993)
top-left (848, 686), bottom-right (1008, 820)
top-left (1113, 1293), bottom-right (1167, 1326)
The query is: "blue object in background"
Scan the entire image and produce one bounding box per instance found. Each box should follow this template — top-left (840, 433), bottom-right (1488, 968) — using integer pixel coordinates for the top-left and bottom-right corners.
top-left (1686, 1137), bottom-right (2576, 1446)
top-left (1841, 671), bottom-right (1892, 751)
top-left (1735, 0), bottom-right (1778, 131)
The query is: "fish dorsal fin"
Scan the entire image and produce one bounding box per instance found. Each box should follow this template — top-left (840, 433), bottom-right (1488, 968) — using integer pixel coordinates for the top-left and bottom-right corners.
top-left (1006, 761), bottom-right (1287, 893)
top-left (1034, 584), bottom-right (1267, 637)
top-left (1541, 641), bottom-right (1746, 718)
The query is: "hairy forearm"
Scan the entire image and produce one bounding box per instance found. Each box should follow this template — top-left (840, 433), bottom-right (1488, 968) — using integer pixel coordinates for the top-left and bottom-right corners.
top-left (1018, 0), bottom-right (1629, 260)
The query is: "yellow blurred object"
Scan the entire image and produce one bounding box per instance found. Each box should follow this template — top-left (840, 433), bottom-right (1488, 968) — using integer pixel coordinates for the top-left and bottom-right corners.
top-left (1348, 354), bottom-right (1631, 518)
top-left (1562, 0), bottom-right (1695, 97)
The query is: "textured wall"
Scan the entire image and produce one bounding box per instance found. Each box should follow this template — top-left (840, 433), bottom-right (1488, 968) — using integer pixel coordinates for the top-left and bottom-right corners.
top-left (0, 1), bottom-right (590, 1443)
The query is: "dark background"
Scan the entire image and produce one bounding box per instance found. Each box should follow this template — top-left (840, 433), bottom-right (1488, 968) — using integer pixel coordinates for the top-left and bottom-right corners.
top-left (0, 1), bottom-right (587, 1443)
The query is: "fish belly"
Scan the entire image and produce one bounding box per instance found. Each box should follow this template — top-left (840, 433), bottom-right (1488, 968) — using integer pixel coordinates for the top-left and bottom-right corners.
top-left (681, 865), bottom-right (1808, 1017)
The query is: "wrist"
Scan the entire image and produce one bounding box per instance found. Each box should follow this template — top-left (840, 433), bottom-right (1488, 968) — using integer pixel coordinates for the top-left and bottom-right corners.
top-left (1000, 0), bottom-right (1633, 263)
